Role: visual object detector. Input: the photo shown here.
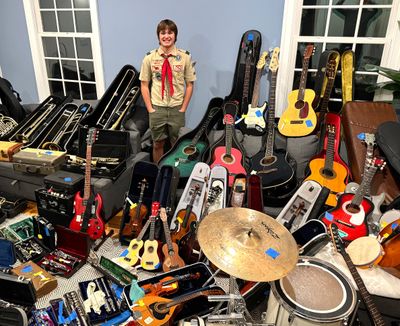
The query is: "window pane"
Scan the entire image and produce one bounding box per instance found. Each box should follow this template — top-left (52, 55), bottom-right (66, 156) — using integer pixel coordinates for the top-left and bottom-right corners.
top-left (333, 0), bottom-right (360, 4)
top-left (65, 82), bottom-right (81, 99)
top-left (364, 0), bottom-right (392, 4)
top-left (303, 0), bottom-right (329, 4)
top-left (358, 8), bottom-right (390, 37)
top-left (292, 71), bottom-right (317, 90)
top-left (56, 0), bottom-right (72, 8)
top-left (57, 11), bottom-right (74, 32)
top-left (62, 60), bottom-right (78, 80)
top-left (295, 43), bottom-right (322, 70)
top-left (74, 0), bottom-right (90, 8)
top-left (58, 37), bottom-right (75, 58)
top-left (355, 43), bottom-right (384, 71)
top-left (354, 74), bottom-right (377, 100)
top-left (82, 83), bottom-right (97, 100)
top-left (75, 38), bottom-right (92, 59)
top-left (300, 9), bottom-right (328, 36)
top-left (45, 59), bottom-right (61, 78)
top-left (42, 37), bottom-right (58, 57)
top-left (41, 11), bottom-right (57, 32)
top-left (78, 61), bottom-right (95, 81)
top-left (326, 43), bottom-right (353, 53)
top-left (49, 80), bottom-right (64, 97)
top-left (39, 0), bottom-right (54, 8)
top-left (328, 9), bottom-right (358, 36)
top-left (75, 11), bottom-right (92, 33)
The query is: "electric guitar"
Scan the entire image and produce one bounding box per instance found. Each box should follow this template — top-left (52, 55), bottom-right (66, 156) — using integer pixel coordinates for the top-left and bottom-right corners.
top-left (210, 101), bottom-right (247, 186)
top-left (170, 184), bottom-right (200, 244)
top-left (121, 178), bottom-right (148, 239)
top-left (243, 51), bottom-right (269, 135)
top-left (117, 202), bottom-right (159, 268)
top-left (132, 288), bottom-right (225, 326)
top-left (158, 107), bottom-right (220, 177)
top-left (160, 207), bottom-right (185, 272)
top-left (141, 201), bottom-right (161, 271)
top-left (321, 158), bottom-right (386, 241)
top-left (69, 128), bottom-right (105, 240)
top-left (278, 44), bottom-right (317, 136)
top-left (345, 133), bottom-right (385, 234)
top-left (250, 47), bottom-right (296, 193)
top-left (305, 113), bottom-right (349, 206)
top-left (141, 273), bottom-right (201, 297)
top-left (329, 224), bottom-right (386, 326)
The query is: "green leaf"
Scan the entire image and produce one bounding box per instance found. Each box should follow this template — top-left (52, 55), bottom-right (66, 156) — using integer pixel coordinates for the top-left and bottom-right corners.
top-left (365, 64), bottom-right (400, 83)
top-left (365, 81), bottom-right (396, 92)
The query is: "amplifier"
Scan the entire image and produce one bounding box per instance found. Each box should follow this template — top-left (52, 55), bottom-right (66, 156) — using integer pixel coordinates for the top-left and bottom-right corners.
top-left (35, 188), bottom-right (75, 227)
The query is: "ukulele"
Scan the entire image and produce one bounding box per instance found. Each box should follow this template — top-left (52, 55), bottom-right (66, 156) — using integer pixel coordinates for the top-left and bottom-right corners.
top-left (170, 184), bottom-right (200, 244)
top-left (250, 47), bottom-right (296, 193)
top-left (117, 202), bottom-right (159, 268)
top-left (305, 114), bottom-right (349, 206)
top-left (132, 288), bottom-right (225, 326)
top-left (141, 201), bottom-right (161, 271)
top-left (329, 224), bottom-right (386, 326)
top-left (69, 128), bottom-right (105, 240)
top-left (243, 51), bottom-right (269, 135)
top-left (141, 273), bottom-right (201, 297)
top-left (278, 44), bottom-right (317, 136)
top-left (121, 179), bottom-right (148, 238)
top-left (210, 101), bottom-right (247, 186)
top-left (158, 107), bottom-right (220, 177)
top-left (321, 158), bottom-right (386, 241)
top-left (160, 207), bottom-right (185, 272)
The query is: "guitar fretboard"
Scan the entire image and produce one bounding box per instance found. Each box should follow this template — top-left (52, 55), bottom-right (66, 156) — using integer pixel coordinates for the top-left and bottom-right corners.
top-left (83, 144), bottom-right (92, 201)
top-left (190, 108), bottom-right (219, 147)
top-left (298, 56), bottom-right (311, 101)
top-left (323, 129), bottom-right (336, 172)
top-left (352, 166), bottom-right (378, 207)
top-left (241, 58), bottom-right (252, 113)
top-left (265, 71), bottom-right (277, 158)
top-left (250, 68), bottom-right (263, 108)
top-left (162, 219), bottom-right (174, 253)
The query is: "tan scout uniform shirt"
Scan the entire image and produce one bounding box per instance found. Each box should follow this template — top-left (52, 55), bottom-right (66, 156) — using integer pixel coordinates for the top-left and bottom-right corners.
top-left (139, 46), bottom-right (196, 107)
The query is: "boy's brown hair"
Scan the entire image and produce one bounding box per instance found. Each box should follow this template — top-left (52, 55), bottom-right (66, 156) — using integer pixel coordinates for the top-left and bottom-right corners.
top-left (157, 19), bottom-right (178, 41)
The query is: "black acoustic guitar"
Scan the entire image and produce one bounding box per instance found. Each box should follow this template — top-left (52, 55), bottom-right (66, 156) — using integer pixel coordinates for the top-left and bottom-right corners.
top-left (249, 48), bottom-right (296, 196)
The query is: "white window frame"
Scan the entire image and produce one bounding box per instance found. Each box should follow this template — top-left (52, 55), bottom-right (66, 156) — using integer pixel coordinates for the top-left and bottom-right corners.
top-left (276, 0), bottom-right (400, 116)
top-left (23, 0), bottom-right (105, 101)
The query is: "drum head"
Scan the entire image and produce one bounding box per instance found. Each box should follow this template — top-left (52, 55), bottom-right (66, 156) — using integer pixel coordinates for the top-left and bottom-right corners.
top-left (346, 236), bottom-right (382, 266)
top-left (272, 257), bottom-right (356, 322)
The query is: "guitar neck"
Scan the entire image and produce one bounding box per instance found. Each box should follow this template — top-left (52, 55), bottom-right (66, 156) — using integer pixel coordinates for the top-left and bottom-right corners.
top-left (162, 219), bottom-right (174, 252)
top-left (323, 130), bottom-right (336, 171)
top-left (298, 57), bottom-right (311, 101)
top-left (136, 217), bottom-right (152, 242)
top-left (241, 60), bottom-right (251, 110)
top-left (165, 289), bottom-right (224, 309)
top-left (83, 144), bottom-right (93, 200)
top-left (319, 77), bottom-right (335, 115)
top-left (148, 215), bottom-right (157, 241)
top-left (364, 143), bottom-right (375, 197)
top-left (226, 124), bottom-right (233, 157)
top-left (352, 167), bottom-right (377, 207)
top-left (250, 68), bottom-right (263, 108)
top-left (265, 72), bottom-right (277, 157)
top-left (190, 109), bottom-right (218, 146)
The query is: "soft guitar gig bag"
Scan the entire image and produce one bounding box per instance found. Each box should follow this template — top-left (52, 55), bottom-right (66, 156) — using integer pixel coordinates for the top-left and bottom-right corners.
top-left (0, 77), bottom-right (25, 123)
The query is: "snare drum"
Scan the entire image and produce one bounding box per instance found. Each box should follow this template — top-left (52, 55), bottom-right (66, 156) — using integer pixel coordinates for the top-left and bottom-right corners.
top-left (346, 236), bottom-right (384, 268)
top-left (264, 257), bottom-right (356, 325)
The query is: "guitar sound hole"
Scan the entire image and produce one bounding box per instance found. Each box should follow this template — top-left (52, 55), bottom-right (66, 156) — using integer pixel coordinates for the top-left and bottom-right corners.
top-left (261, 156), bottom-right (276, 166)
top-left (346, 204), bottom-right (360, 214)
top-left (132, 244), bottom-right (138, 250)
top-left (148, 246), bottom-right (154, 253)
top-left (183, 146), bottom-right (196, 155)
top-left (222, 154), bottom-right (234, 164)
top-left (322, 168), bottom-right (334, 178)
top-left (295, 100), bottom-right (305, 110)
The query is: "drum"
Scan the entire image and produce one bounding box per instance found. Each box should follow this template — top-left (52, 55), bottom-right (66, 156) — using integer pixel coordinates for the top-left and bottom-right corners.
top-left (379, 209), bottom-right (400, 230)
top-left (346, 236), bottom-right (384, 268)
top-left (264, 257), bottom-right (356, 325)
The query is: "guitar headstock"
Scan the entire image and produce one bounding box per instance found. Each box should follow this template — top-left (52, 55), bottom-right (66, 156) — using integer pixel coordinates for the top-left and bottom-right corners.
top-left (159, 207), bottom-right (168, 222)
top-left (326, 59), bottom-right (336, 79)
top-left (357, 132), bottom-right (376, 147)
top-left (327, 124), bottom-right (336, 134)
top-left (269, 47), bottom-right (280, 73)
top-left (223, 114), bottom-right (234, 125)
top-left (151, 201), bottom-right (160, 217)
top-left (329, 223), bottom-right (345, 254)
top-left (369, 157), bottom-right (386, 171)
top-left (303, 44), bottom-right (315, 60)
top-left (256, 51), bottom-right (269, 70)
top-left (222, 101), bottom-right (238, 119)
top-left (139, 178), bottom-right (148, 189)
top-left (86, 128), bottom-right (98, 146)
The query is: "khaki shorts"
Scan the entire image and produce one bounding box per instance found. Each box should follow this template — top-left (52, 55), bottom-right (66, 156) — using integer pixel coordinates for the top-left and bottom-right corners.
top-left (149, 105), bottom-right (185, 142)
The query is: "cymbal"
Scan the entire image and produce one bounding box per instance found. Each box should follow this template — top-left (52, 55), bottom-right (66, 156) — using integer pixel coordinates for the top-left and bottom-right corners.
top-left (197, 207), bottom-right (298, 282)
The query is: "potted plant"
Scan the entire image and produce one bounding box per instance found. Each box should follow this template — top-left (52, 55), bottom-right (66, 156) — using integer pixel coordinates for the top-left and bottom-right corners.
top-left (365, 64), bottom-right (400, 111)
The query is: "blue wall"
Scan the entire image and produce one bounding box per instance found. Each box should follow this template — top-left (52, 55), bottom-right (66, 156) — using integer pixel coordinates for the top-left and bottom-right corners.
top-left (0, 0), bottom-right (284, 128)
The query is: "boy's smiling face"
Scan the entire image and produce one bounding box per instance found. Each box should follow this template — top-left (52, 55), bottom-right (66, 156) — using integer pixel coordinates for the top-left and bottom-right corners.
top-left (159, 28), bottom-right (176, 50)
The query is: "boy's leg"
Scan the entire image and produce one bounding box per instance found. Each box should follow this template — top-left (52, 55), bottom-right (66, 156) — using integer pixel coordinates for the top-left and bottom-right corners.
top-left (149, 105), bottom-right (168, 163)
top-left (168, 106), bottom-right (185, 145)
top-left (153, 139), bottom-right (166, 163)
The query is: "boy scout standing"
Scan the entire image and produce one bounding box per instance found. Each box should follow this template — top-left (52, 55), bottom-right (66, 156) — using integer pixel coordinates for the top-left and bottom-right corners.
top-left (140, 19), bottom-right (196, 163)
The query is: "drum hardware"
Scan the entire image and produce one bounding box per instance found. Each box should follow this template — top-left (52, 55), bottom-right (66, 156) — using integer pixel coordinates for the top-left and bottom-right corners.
top-left (109, 86), bottom-right (140, 130)
top-left (96, 69), bottom-right (136, 129)
top-left (0, 114), bottom-right (17, 137)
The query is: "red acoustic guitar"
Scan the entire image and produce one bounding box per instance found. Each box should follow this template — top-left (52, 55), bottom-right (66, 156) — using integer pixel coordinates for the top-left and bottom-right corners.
top-left (320, 158), bottom-right (385, 241)
top-left (69, 128), bottom-right (105, 240)
top-left (210, 102), bottom-right (246, 186)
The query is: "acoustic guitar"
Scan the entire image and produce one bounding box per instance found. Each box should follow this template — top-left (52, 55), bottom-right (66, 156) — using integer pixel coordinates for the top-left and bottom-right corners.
top-left (132, 288), bottom-right (225, 326)
top-left (210, 101), bottom-right (247, 186)
top-left (250, 47), bottom-right (296, 193)
top-left (378, 218), bottom-right (400, 268)
top-left (160, 207), bottom-right (185, 272)
top-left (330, 224), bottom-right (386, 326)
top-left (141, 201), bottom-right (161, 271)
top-left (305, 113), bottom-right (349, 206)
top-left (158, 107), bottom-right (220, 177)
top-left (321, 158), bottom-right (386, 241)
top-left (69, 128), bottom-right (105, 240)
top-left (278, 44), bottom-right (317, 136)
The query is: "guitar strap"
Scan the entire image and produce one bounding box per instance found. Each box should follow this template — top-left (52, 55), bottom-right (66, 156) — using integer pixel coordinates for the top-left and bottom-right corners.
top-left (312, 50), bottom-right (340, 109)
top-left (341, 50), bottom-right (355, 108)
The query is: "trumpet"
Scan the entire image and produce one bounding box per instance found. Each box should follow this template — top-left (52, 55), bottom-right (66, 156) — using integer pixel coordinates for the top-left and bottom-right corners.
top-left (0, 114), bottom-right (17, 138)
top-left (109, 86), bottom-right (140, 130)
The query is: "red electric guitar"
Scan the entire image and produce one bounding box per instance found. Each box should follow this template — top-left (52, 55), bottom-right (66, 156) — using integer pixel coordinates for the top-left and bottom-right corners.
top-left (320, 158), bottom-right (386, 241)
top-left (69, 128), bottom-right (105, 240)
top-left (210, 101), bottom-right (247, 186)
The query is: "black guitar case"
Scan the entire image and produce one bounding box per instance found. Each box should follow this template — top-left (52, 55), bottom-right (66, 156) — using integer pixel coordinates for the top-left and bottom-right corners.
top-left (0, 77), bottom-right (26, 123)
